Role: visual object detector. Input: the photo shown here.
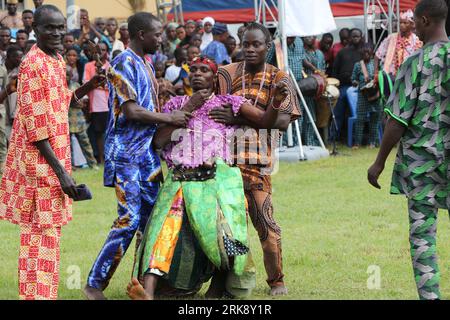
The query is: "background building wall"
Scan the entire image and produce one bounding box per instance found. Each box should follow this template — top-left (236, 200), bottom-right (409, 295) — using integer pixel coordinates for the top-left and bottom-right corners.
top-left (22, 0), bottom-right (157, 21)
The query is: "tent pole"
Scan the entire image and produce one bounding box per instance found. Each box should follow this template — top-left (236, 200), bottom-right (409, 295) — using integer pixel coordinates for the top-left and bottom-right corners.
top-left (364, 0), bottom-right (368, 42)
top-left (278, 0), bottom-right (294, 148)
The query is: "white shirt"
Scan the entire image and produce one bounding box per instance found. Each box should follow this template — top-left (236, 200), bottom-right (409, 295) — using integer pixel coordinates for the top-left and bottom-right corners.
top-left (112, 39), bottom-right (125, 53)
top-left (200, 32), bottom-right (213, 51)
top-left (28, 30), bottom-right (36, 41)
top-left (165, 65), bottom-right (182, 85)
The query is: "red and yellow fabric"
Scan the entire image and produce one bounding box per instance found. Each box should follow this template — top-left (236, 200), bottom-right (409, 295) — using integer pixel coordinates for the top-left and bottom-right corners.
top-left (148, 189), bottom-right (184, 274)
top-left (0, 45), bottom-right (73, 229)
top-left (19, 224), bottom-right (61, 300)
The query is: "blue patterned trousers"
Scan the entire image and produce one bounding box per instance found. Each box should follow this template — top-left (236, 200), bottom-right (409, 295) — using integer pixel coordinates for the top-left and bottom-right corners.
top-left (87, 180), bottom-right (159, 291)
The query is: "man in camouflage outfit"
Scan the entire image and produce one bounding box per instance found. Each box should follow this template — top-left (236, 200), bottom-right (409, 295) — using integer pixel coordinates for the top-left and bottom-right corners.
top-left (368, 0), bottom-right (449, 300)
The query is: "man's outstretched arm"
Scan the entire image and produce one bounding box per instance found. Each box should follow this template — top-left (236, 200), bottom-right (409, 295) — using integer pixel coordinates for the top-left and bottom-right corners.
top-left (367, 117), bottom-right (407, 189)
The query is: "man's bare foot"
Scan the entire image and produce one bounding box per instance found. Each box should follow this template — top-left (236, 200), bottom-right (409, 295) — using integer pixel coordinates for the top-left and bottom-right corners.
top-left (83, 285), bottom-right (107, 300)
top-left (127, 278), bottom-right (153, 300)
top-left (270, 285), bottom-right (288, 296)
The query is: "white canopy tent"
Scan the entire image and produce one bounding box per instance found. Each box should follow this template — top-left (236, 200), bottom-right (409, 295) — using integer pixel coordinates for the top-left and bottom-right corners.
top-left (256, 0), bottom-right (337, 161)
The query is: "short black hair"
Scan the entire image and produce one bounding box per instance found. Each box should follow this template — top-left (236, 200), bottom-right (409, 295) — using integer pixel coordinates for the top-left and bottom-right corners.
top-left (0, 26), bottom-right (11, 35)
top-left (361, 42), bottom-right (374, 52)
top-left (339, 28), bottom-right (350, 35)
top-left (98, 40), bottom-right (109, 49)
top-left (112, 50), bottom-right (122, 59)
top-left (174, 47), bottom-right (186, 60)
top-left (65, 46), bottom-right (78, 54)
top-left (6, 45), bottom-right (23, 58)
top-left (415, 0), bottom-right (448, 22)
top-left (322, 33), bottom-right (334, 41)
top-left (350, 28), bottom-right (363, 36)
top-left (176, 25), bottom-right (185, 30)
top-left (34, 5), bottom-right (63, 26)
top-left (22, 9), bottom-right (34, 15)
top-left (243, 22), bottom-right (272, 44)
top-left (187, 45), bottom-right (199, 51)
top-left (17, 29), bottom-right (28, 35)
top-left (128, 12), bottom-right (160, 40)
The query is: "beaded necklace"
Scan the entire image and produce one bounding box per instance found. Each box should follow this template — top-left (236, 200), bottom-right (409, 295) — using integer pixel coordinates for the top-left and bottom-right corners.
top-left (242, 62), bottom-right (267, 108)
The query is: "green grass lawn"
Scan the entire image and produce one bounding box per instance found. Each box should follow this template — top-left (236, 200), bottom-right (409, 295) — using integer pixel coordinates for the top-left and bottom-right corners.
top-left (2, 147), bottom-right (450, 300)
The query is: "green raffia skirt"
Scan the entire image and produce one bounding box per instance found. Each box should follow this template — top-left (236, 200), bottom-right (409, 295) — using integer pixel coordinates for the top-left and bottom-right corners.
top-left (133, 159), bottom-right (256, 297)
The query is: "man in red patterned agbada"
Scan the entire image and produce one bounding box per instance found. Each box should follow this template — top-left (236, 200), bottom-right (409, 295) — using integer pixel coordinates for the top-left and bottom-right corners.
top-left (0, 5), bottom-right (105, 300)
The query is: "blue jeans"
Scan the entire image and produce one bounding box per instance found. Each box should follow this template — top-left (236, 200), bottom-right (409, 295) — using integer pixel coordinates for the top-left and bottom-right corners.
top-left (330, 85), bottom-right (351, 141)
top-left (87, 180), bottom-right (159, 290)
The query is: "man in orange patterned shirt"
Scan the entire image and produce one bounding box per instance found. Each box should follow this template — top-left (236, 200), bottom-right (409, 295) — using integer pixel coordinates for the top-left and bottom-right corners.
top-left (0, 5), bottom-right (105, 300)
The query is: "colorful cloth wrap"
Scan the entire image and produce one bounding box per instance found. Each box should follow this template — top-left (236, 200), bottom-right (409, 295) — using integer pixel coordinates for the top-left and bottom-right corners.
top-left (133, 159), bottom-right (255, 294)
